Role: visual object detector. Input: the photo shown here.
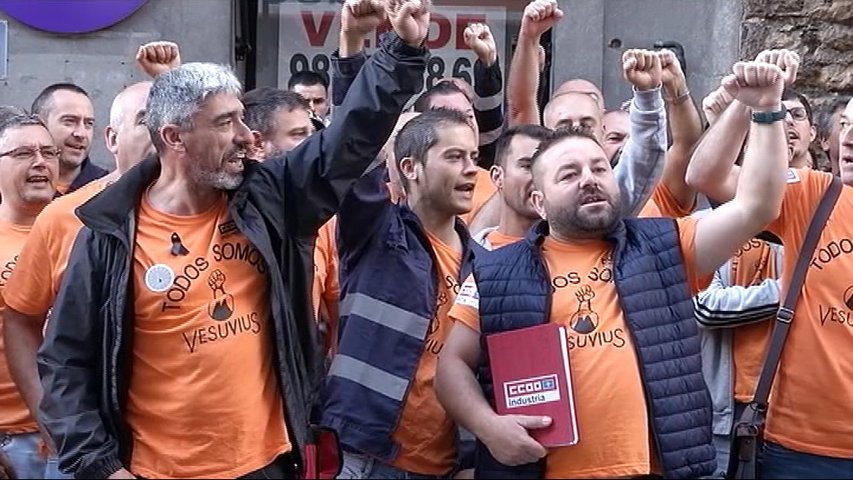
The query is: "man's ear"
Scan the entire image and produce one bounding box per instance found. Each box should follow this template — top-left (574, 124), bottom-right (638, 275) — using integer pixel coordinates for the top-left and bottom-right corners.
top-left (250, 130), bottom-right (266, 161)
top-left (531, 189), bottom-right (547, 220)
top-left (160, 124), bottom-right (185, 152)
top-left (104, 125), bottom-right (119, 156)
top-left (490, 165), bottom-right (504, 190)
top-left (399, 156), bottom-right (418, 183)
top-left (809, 125), bottom-right (817, 143)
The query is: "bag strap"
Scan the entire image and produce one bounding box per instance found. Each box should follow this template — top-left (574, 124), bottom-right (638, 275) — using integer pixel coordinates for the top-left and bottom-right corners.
top-left (751, 175), bottom-right (843, 409)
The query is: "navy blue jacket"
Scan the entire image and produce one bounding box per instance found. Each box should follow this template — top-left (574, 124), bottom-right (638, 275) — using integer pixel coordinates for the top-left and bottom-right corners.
top-left (474, 220), bottom-right (716, 479)
top-left (322, 164), bottom-right (483, 465)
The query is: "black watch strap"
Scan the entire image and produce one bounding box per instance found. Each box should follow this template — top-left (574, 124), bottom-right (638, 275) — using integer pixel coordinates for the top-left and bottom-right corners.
top-left (752, 104), bottom-right (787, 124)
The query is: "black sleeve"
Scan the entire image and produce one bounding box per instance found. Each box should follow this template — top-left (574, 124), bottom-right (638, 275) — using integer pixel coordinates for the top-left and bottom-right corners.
top-left (252, 33), bottom-right (428, 238)
top-left (37, 228), bottom-right (125, 479)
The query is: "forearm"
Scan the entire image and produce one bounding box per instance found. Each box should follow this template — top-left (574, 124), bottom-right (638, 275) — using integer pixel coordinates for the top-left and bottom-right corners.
top-left (507, 34), bottom-right (542, 126)
top-left (735, 115), bottom-right (787, 224)
top-left (330, 50), bottom-right (368, 108)
top-left (435, 355), bottom-right (498, 441)
top-left (694, 264), bottom-right (781, 328)
top-left (4, 312), bottom-right (45, 418)
top-left (474, 59), bottom-right (504, 168)
top-left (615, 87), bottom-right (667, 217)
top-left (686, 101), bottom-right (750, 202)
top-left (339, 30), bottom-right (365, 59)
top-left (661, 93), bottom-right (703, 210)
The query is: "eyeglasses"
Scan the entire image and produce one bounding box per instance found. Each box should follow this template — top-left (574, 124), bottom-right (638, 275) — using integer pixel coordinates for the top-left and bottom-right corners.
top-left (786, 106), bottom-right (809, 122)
top-left (0, 146), bottom-right (61, 162)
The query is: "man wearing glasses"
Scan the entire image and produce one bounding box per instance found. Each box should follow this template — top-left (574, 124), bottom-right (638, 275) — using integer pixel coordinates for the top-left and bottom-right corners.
top-left (0, 114), bottom-right (61, 479)
top-left (782, 89), bottom-right (818, 170)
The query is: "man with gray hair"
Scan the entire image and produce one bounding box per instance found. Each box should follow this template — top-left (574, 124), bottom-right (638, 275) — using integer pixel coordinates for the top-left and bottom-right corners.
top-left (36, 2), bottom-right (429, 477)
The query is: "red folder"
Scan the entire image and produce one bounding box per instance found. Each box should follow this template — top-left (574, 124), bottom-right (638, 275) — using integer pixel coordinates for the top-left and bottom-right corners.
top-left (486, 322), bottom-right (579, 447)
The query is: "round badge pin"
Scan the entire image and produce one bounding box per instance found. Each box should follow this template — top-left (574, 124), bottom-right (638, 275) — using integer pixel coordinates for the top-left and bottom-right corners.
top-left (144, 264), bottom-right (175, 293)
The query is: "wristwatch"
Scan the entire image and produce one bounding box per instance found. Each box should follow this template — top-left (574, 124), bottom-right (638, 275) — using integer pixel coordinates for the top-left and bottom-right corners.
top-left (752, 105), bottom-right (787, 124)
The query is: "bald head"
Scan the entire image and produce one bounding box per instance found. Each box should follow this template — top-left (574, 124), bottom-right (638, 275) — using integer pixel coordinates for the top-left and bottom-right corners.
top-left (553, 79), bottom-right (605, 111)
top-left (106, 81), bottom-right (154, 172)
top-left (543, 92), bottom-right (604, 140)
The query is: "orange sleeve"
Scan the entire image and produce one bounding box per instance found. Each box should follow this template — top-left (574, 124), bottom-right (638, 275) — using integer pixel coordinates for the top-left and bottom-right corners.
top-left (676, 217), bottom-right (713, 295)
top-left (653, 181), bottom-right (695, 218)
top-left (4, 216), bottom-right (55, 316)
top-left (448, 274), bottom-right (481, 333)
top-left (766, 168), bottom-right (832, 241)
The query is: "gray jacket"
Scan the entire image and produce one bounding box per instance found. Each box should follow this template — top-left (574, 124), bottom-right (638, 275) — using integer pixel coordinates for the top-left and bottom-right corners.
top-left (693, 240), bottom-right (784, 436)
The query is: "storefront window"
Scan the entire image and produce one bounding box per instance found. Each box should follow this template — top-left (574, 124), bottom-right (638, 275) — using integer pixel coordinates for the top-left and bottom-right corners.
top-left (255, 0), bottom-right (550, 98)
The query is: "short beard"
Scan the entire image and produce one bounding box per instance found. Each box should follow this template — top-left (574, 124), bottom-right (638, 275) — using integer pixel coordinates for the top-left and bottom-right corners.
top-left (548, 197), bottom-right (619, 240)
top-left (189, 163), bottom-right (243, 191)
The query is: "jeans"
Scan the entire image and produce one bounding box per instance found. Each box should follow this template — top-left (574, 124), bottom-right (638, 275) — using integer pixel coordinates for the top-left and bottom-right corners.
top-left (760, 441), bottom-right (853, 479)
top-left (0, 431), bottom-right (69, 479)
top-left (712, 401), bottom-right (748, 478)
top-left (338, 451), bottom-right (447, 479)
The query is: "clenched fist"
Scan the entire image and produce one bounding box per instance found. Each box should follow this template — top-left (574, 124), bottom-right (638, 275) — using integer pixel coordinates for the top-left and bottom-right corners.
top-left (721, 61), bottom-right (785, 111)
top-left (622, 49), bottom-right (662, 91)
top-left (702, 86), bottom-right (735, 126)
top-left (755, 49), bottom-right (800, 86)
top-left (136, 41), bottom-right (181, 78)
top-left (464, 23), bottom-right (497, 67)
top-left (658, 49), bottom-right (687, 98)
top-left (341, 0), bottom-right (386, 38)
top-left (519, 0), bottom-right (563, 40)
top-left (386, 0), bottom-right (430, 48)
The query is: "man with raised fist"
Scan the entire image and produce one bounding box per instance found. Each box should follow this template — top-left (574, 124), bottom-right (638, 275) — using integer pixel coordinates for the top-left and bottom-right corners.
top-left (436, 59), bottom-right (790, 479)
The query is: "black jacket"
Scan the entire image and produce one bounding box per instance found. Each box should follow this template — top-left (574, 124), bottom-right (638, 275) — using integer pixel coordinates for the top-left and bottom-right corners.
top-left (36, 33), bottom-right (427, 479)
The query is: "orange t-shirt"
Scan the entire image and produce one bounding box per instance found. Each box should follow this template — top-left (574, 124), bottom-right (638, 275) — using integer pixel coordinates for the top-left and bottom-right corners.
top-left (763, 168), bottom-right (853, 458)
top-left (4, 179), bottom-right (109, 317)
top-left (484, 229), bottom-right (522, 250)
top-left (313, 217), bottom-right (341, 356)
top-left (450, 218), bottom-right (704, 478)
top-left (126, 193), bottom-right (289, 479)
top-left (638, 182), bottom-right (694, 218)
top-left (391, 231), bottom-right (461, 475)
top-left (0, 222), bottom-right (38, 433)
top-left (459, 167), bottom-right (497, 225)
top-left (729, 239), bottom-right (777, 403)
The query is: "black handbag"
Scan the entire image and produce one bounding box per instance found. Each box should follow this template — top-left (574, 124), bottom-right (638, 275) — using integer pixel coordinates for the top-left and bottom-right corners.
top-left (728, 176), bottom-right (842, 479)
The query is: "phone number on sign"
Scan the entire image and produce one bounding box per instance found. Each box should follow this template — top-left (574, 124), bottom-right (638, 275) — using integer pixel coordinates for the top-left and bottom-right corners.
top-left (289, 53), bottom-right (475, 91)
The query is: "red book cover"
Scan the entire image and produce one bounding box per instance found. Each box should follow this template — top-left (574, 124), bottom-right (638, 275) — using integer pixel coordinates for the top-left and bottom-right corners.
top-left (486, 322), bottom-right (579, 447)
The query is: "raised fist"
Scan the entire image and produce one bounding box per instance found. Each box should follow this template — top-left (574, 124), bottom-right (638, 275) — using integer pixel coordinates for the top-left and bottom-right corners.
top-left (657, 49), bottom-right (686, 96)
top-left (622, 49), bottom-right (662, 91)
top-left (341, 0), bottom-right (386, 38)
top-left (136, 41), bottom-right (181, 78)
top-left (755, 49), bottom-right (800, 86)
top-left (721, 61), bottom-right (785, 110)
top-left (208, 269), bottom-right (227, 294)
top-left (575, 285), bottom-right (595, 302)
top-left (702, 85), bottom-right (735, 126)
top-left (519, 0), bottom-right (563, 40)
top-left (386, 0), bottom-right (430, 48)
top-left (464, 23), bottom-right (497, 67)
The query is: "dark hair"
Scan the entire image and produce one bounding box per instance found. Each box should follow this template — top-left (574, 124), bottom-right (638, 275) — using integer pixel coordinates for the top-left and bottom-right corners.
top-left (530, 126), bottom-right (603, 174)
top-left (393, 108), bottom-right (473, 192)
top-left (0, 113), bottom-right (47, 140)
top-left (31, 83), bottom-right (90, 118)
top-left (412, 81), bottom-right (468, 113)
top-left (242, 87), bottom-right (310, 134)
top-left (816, 96), bottom-right (851, 138)
top-left (494, 124), bottom-right (551, 167)
top-left (287, 71), bottom-right (328, 91)
top-left (782, 88), bottom-right (813, 125)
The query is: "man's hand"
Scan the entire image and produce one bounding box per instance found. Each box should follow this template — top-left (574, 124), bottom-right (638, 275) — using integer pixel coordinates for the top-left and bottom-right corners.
top-left (386, 0), bottom-right (430, 48)
top-left (721, 61), bottom-right (785, 111)
top-left (658, 49), bottom-right (687, 98)
top-left (519, 0), bottom-right (563, 40)
top-left (107, 468), bottom-right (136, 479)
top-left (755, 49), bottom-right (800, 86)
top-left (480, 414), bottom-right (551, 466)
top-left (464, 23), bottom-right (497, 67)
top-left (341, 0), bottom-right (386, 39)
top-left (702, 85), bottom-right (735, 126)
top-left (623, 49), bottom-right (663, 91)
top-left (136, 41), bottom-right (181, 78)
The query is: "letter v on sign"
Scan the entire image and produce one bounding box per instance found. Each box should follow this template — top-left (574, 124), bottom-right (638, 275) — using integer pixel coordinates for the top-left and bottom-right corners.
top-left (301, 11), bottom-right (335, 47)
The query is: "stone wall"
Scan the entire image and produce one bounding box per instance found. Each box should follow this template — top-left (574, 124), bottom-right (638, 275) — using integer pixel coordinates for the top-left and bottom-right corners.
top-left (741, 0), bottom-right (853, 107)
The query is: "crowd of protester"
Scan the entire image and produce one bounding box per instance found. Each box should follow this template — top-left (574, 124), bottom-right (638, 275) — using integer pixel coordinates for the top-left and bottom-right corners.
top-left (0, 0), bottom-right (850, 478)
